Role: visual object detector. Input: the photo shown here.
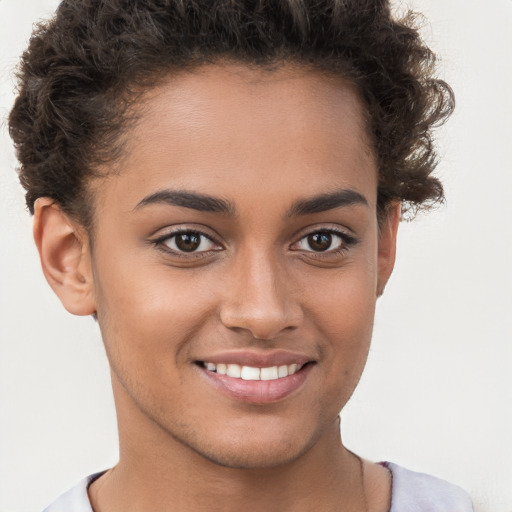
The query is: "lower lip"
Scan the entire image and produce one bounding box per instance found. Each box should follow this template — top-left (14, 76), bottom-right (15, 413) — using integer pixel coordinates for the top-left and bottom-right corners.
top-left (199, 364), bottom-right (313, 405)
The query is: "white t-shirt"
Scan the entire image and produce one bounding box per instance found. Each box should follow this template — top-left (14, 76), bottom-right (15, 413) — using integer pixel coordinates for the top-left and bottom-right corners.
top-left (43, 462), bottom-right (474, 512)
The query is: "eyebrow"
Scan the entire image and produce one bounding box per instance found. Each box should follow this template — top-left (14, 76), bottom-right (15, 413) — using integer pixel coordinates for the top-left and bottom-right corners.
top-left (134, 190), bottom-right (235, 215)
top-left (285, 189), bottom-right (368, 217)
top-left (134, 188), bottom-right (368, 217)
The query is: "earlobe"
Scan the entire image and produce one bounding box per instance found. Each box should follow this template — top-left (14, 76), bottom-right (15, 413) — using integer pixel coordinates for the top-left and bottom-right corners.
top-left (33, 198), bottom-right (96, 316)
top-left (376, 202), bottom-right (401, 297)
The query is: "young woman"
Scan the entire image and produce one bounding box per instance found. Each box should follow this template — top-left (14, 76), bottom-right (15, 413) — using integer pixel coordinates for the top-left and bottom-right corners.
top-left (8, 1), bottom-right (474, 510)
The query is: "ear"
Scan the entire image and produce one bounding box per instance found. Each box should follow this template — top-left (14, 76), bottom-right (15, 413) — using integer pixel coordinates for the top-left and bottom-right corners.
top-left (376, 202), bottom-right (401, 297)
top-left (33, 198), bottom-right (96, 316)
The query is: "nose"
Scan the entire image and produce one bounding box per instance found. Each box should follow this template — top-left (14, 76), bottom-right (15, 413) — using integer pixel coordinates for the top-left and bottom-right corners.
top-left (219, 249), bottom-right (303, 340)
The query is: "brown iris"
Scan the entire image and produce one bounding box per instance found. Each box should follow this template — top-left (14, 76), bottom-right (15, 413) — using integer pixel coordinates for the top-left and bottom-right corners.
top-left (175, 232), bottom-right (201, 252)
top-left (307, 232), bottom-right (332, 251)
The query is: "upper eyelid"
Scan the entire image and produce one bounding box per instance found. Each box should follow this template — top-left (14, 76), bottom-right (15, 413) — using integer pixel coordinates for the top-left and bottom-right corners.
top-left (150, 224), bottom-right (356, 248)
top-left (290, 221), bottom-right (355, 236)
top-left (151, 228), bottom-right (224, 257)
top-left (152, 226), bottom-right (221, 243)
top-left (291, 225), bottom-right (356, 244)
top-left (293, 231), bottom-right (349, 248)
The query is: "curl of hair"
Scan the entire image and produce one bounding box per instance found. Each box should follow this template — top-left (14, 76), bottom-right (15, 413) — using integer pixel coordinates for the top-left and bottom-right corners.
top-left (9, 0), bottom-right (454, 229)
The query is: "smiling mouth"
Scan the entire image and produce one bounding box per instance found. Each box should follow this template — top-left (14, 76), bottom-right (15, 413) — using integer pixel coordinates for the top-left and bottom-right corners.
top-left (196, 358), bottom-right (314, 404)
top-left (200, 362), bottom-right (305, 381)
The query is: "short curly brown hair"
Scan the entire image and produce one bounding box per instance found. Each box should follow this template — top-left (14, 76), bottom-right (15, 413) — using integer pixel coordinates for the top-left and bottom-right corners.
top-left (9, 0), bottom-right (454, 229)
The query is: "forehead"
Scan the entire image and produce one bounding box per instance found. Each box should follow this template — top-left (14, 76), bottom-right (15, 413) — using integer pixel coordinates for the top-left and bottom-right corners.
top-left (92, 63), bottom-right (377, 216)
top-left (134, 63), bottom-right (372, 159)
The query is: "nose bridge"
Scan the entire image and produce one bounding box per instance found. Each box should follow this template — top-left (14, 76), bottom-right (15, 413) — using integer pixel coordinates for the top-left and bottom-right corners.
top-left (220, 245), bottom-right (302, 339)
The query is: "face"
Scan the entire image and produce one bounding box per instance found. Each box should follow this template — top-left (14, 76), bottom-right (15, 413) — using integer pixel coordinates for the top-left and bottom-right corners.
top-left (84, 64), bottom-right (397, 469)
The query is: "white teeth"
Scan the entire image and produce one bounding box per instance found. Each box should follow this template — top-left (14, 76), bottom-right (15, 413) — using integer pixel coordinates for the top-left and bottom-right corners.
top-left (260, 366), bottom-right (279, 381)
top-left (288, 363), bottom-right (298, 374)
top-left (203, 362), bottom-right (303, 381)
top-left (241, 366), bottom-right (260, 380)
top-left (226, 364), bottom-right (241, 378)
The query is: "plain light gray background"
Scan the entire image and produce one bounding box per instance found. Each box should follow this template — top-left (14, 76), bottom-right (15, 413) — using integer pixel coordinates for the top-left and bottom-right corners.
top-left (1, 1), bottom-right (511, 511)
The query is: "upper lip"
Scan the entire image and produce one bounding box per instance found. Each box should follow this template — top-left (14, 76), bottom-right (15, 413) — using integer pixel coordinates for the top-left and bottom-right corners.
top-left (194, 350), bottom-right (315, 368)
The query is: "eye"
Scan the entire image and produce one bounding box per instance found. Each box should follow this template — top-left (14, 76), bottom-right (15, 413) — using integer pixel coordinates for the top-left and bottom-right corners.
top-left (160, 231), bottom-right (218, 253)
top-left (293, 229), bottom-right (354, 253)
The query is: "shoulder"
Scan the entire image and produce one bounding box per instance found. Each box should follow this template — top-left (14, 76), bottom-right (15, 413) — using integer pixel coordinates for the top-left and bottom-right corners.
top-left (384, 462), bottom-right (474, 512)
top-left (42, 473), bottom-right (103, 512)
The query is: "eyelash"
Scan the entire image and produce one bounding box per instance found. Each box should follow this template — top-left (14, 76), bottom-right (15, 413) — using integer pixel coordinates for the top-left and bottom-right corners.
top-left (152, 229), bottom-right (221, 259)
top-left (151, 227), bottom-right (358, 259)
top-left (290, 227), bottom-right (358, 257)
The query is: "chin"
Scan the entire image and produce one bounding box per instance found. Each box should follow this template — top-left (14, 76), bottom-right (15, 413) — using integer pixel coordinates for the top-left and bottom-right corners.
top-left (191, 438), bottom-right (314, 470)
top-left (170, 419), bottom-right (324, 470)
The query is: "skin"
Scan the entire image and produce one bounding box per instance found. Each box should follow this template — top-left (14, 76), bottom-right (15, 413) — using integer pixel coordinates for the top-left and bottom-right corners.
top-left (34, 63), bottom-right (398, 511)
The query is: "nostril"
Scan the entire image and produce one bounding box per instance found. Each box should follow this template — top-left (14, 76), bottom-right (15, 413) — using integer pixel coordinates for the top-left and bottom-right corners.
top-left (219, 307), bottom-right (303, 341)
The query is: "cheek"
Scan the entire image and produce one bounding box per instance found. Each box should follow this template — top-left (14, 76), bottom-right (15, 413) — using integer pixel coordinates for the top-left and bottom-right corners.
top-left (305, 256), bottom-right (377, 340)
top-left (93, 257), bottom-right (220, 372)
top-left (302, 263), bottom-right (377, 400)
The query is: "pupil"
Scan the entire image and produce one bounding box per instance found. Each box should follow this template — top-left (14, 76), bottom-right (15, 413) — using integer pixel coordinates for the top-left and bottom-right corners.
top-left (308, 232), bottom-right (332, 251)
top-left (176, 233), bottom-right (200, 252)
